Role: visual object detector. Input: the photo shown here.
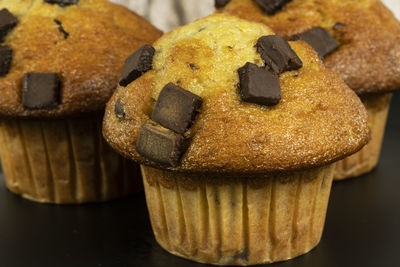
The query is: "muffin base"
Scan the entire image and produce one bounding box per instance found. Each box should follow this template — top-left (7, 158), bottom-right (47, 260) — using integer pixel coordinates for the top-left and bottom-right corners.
top-left (142, 164), bottom-right (335, 266)
top-left (334, 93), bottom-right (392, 181)
top-left (0, 117), bottom-right (141, 204)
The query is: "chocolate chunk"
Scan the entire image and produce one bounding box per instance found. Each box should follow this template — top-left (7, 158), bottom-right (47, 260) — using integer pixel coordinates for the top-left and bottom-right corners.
top-left (257, 35), bottom-right (302, 74)
top-left (54, 19), bottom-right (69, 39)
top-left (44, 0), bottom-right (78, 7)
top-left (119, 45), bottom-right (155, 87)
top-left (333, 22), bottom-right (346, 30)
top-left (0, 46), bottom-right (12, 77)
top-left (293, 27), bottom-right (339, 59)
top-left (189, 63), bottom-right (199, 70)
top-left (238, 62), bottom-right (281, 106)
top-left (114, 98), bottom-right (126, 119)
top-left (22, 73), bottom-right (61, 110)
top-left (255, 0), bottom-right (292, 15)
top-left (215, 0), bottom-right (231, 8)
top-left (151, 83), bottom-right (203, 134)
top-left (136, 122), bottom-right (189, 167)
top-left (0, 9), bottom-right (18, 42)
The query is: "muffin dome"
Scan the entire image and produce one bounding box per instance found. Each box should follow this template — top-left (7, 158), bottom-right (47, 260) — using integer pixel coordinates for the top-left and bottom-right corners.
top-left (218, 0), bottom-right (400, 95)
top-left (0, 0), bottom-right (161, 118)
top-left (103, 14), bottom-right (369, 174)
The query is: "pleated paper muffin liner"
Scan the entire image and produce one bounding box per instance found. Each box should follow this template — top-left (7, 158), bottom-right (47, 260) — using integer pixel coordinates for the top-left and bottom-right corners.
top-left (334, 93), bottom-right (392, 181)
top-left (0, 117), bottom-right (141, 204)
top-left (141, 164), bottom-right (335, 266)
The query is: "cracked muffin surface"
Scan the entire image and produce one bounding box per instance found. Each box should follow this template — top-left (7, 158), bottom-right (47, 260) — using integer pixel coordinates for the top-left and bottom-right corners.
top-left (0, 0), bottom-right (161, 117)
top-left (218, 0), bottom-right (400, 95)
top-left (103, 14), bottom-right (370, 174)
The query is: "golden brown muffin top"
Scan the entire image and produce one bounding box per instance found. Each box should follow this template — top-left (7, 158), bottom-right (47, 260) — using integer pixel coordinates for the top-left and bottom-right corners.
top-left (218, 0), bottom-right (400, 95)
top-left (103, 14), bottom-right (370, 174)
top-left (0, 0), bottom-right (161, 118)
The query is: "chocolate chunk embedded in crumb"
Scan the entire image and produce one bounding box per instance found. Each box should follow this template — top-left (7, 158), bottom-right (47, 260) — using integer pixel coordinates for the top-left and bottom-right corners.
top-left (44, 0), bottom-right (78, 7)
top-left (215, 0), bottom-right (231, 8)
top-left (257, 35), bottom-right (302, 74)
top-left (293, 27), bottom-right (339, 59)
top-left (114, 98), bottom-right (126, 120)
top-left (333, 22), bottom-right (346, 30)
top-left (238, 62), bottom-right (281, 106)
top-left (151, 83), bottom-right (203, 134)
top-left (0, 46), bottom-right (12, 77)
top-left (0, 9), bottom-right (18, 42)
top-left (22, 73), bottom-right (61, 110)
top-left (136, 122), bottom-right (190, 167)
top-left (54, 19), bottom-right (69, 39)
top-left (255, 0), bottom-right (293, 15)
top-left (119, 45), bottom-right (155, 87)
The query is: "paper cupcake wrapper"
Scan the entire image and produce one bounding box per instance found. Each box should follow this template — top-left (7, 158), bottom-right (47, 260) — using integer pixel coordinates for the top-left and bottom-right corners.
top-left (142, 164), bottom-right (335, 265)
top-left (334, 93), bottom-right (392, 181)
top-left (0, 117), bottom-right (141, 204)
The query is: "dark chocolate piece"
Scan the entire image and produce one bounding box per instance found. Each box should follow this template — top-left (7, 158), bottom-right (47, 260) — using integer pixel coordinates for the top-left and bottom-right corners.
top-left (151, 83), bottom-right (203, 134)
top-left (0, 9), bottom-right (18, 42)
top-left (114, 98), bottom-right (126, 119)
top-left (44, 0), bottom-right (78, 7)
top-left (189, 63), bottom-right (199, 70)
top-left (238, 62), bottom-right (281, 106)
top-left (119, 45), bottom-right (155, 87)
top-left (54, 19), bottom-right (69, 39)
top-left (292, 27), bottom-right (339, 59)
top-left (136, 122), bottom-right (189, 167)
top-left (0, 46), bottom-right (12, 77)
top-left (255, 0), bottom-right (292, 15)
top-left (22, 73), bottom-right (61, 110)
top-left (257, 35), bottom-right (302, 74)
top-left (333, 22), bottom-right (346, 30)
top-left (215, 0), bottom-right (231, 8)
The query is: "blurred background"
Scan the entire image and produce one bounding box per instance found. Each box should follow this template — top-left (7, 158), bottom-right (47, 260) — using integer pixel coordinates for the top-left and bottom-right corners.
top-left (110, 0), bottom-right (214, 32)
top-left (110, 0), bottom-right (400, 32)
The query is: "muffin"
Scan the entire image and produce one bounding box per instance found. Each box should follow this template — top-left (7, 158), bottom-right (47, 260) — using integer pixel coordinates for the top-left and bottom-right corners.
top-left (0, 0), bottom-right (161, 204)
top-left (103, 14), bottom-right (369, 265)
top-left (217, 0), bottom-right (400, 180)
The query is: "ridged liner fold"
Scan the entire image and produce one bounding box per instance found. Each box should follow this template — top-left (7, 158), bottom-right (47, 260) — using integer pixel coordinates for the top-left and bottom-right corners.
top-left (142, 164), bottom-right (335, 265)
top-left (0, 117), bottom-right (142, 204)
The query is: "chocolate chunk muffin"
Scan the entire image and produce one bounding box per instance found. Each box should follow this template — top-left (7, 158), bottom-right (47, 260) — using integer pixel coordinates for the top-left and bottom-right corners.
top-left (103, 14), bottom-right (369, 265)
top-left (0, 0), bottom-right (161, 204)
top-left (218, 0), bottom-right (400, 180)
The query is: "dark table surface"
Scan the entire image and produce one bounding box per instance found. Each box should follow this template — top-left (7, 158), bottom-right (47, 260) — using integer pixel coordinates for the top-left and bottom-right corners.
top-left (0, 94), bottom-right (399, 267)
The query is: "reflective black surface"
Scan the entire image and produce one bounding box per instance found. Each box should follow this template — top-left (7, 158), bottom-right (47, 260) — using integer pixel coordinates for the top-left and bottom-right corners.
top-left (0, 94), bottom-right (399, 267)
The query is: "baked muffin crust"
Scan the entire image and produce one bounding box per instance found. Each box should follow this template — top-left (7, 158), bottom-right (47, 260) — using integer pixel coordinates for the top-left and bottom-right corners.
top-left (0, 0), bottom-right (161, 118)
top-left (103, 14), bottom-right (370, 174)
top-left (218, 0), bottom-right (400, 95)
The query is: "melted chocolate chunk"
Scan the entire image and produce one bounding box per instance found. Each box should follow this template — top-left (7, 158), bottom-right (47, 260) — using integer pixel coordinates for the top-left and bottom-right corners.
top-left (44, 0), bottom-right (78, 7)
top-left (114, 98), bottom-right (126, 119)
top-left (293, 27), bottom-right (339, 59)
top-left (215, 0), bottom-right (231, 8)
top-left (0, 9), bottom-right (18, 42)
top-left (136, 122), bottom-right (189, 167)
top-left (257, 35), bottom-right (302, 74)
top-left (255, 0), bottom-right (292, 15)
top-left (0, 46), bottom-right (12, 77)
top-left (238, 62), bottom-right (281, 106)
top-left (54, 19), bottom-right (69, 39)
top-left (22, 73), bottom-right (61, 110)
top-left (119, 45), bottom-right (155, 87)
top-left (151, 83), bottom-right (203, 134)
